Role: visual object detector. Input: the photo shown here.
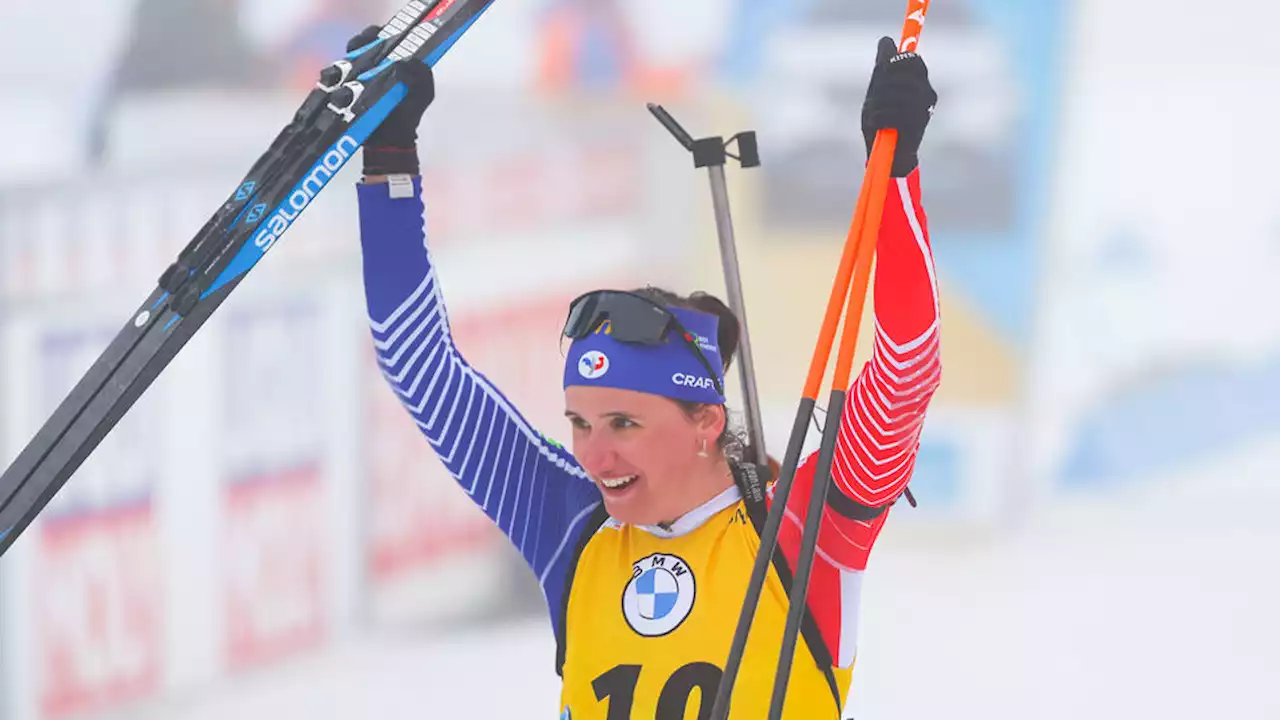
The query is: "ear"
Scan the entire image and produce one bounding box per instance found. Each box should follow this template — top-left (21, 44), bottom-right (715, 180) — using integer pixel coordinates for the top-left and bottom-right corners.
top-left (691, 404), bottom-right (727, 439)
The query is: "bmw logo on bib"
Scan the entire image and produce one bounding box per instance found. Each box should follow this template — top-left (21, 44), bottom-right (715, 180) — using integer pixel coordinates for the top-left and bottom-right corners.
top-left (622, 553), bottom-right (696, 637)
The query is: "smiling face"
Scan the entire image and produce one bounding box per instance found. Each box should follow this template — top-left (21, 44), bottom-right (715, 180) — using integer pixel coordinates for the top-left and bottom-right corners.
top-left (564, 385), bottom-right (728, 526)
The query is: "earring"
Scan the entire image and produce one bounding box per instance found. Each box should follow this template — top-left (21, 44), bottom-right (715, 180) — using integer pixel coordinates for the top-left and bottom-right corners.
top-left (697, 438), bottom-right (709, 458)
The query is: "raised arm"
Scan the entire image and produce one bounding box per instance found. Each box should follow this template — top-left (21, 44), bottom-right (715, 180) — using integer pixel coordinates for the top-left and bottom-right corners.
top-left (359, 177), bottom-right (603, 623)
top-left (349, 29), bottom-right (602, 635)
top-left (772, 39), bottom-right (943, 669)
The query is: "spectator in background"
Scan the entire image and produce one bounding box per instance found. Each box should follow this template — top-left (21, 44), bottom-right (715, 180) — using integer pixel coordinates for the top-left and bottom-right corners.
top-left (535, 0), bottom-right (697, 99)
top-left (536, 0), bottom-right (638, 94)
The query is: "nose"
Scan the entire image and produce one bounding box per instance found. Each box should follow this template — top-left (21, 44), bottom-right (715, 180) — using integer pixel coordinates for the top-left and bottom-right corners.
top-left (574, 433), bottom-right (619, 478)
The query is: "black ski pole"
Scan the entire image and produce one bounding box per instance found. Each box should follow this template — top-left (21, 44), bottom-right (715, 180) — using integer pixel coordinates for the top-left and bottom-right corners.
top-left (646, 103), bottom-right (767, 471)
top-left (647, 103), bottom-right (789, 719)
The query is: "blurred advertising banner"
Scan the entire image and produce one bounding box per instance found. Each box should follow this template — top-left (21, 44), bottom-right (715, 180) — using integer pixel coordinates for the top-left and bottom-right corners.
top-left (36, 503), bottom-right (162, 719)
top-left (0, 160), bottom-right (359, 717)
top-left (220, 305), bottom-right (328, 670)
top-left (35, 327), bottom-right (165, 719)
top-left (222, 465), bottom-right (327, 670)
top-left (684, 0), bottom-right (1066, 527)
top-left (0, 319), bottom-right (167, 720)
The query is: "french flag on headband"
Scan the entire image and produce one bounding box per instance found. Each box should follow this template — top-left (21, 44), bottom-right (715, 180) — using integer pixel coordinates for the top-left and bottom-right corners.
top-left (562, 306), bottom-right (727, 405)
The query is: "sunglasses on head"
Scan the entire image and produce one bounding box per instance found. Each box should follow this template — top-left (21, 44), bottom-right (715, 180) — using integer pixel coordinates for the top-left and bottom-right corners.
top-left (562, 290), bottom-right (725, 397)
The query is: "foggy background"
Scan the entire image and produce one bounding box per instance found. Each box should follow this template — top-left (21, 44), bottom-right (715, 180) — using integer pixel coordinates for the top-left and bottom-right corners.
top-left (1, 0), bottom-right (1277, 718)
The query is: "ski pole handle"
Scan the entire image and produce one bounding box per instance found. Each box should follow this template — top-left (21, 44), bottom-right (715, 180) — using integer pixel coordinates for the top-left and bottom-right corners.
top-left (647, 102), bottom-right (696, 151)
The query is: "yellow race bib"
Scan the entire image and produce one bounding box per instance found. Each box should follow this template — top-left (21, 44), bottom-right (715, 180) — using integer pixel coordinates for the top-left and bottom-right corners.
top-left (558, 499), bottom-right (852, 719)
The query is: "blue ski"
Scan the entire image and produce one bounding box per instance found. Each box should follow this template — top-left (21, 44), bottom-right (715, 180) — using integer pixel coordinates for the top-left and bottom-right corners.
top-left (0, 0), bottom-right (498, 558)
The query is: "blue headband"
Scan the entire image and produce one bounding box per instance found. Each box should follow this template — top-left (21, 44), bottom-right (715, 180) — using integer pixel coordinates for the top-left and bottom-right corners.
top-left (562, 306), bottom-right (727, 405)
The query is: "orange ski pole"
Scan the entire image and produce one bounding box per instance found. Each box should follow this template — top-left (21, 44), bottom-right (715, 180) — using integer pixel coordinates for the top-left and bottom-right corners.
top-left (708, 3), bottom-right (931, 718)
top-left (766, 7), bottom-right (929, 716)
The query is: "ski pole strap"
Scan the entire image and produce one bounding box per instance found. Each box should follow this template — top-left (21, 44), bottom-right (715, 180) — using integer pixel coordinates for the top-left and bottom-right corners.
top-left (730, 463), bottom-right (842, 712)
top-left (734, 454), bottom-right (767, 505)
top-left (825, 485), bottom-right (890, 522)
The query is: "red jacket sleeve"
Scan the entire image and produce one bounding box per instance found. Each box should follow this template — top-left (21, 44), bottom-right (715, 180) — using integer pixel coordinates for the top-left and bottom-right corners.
top-left (769, 168), bottom-right (942, 668)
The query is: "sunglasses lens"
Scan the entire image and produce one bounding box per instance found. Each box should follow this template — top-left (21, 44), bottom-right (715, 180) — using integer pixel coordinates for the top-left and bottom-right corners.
top-left (565, 292), bottom-right (671, 343)
top-left (605, 300), bottom-right (670, 344)
top-left (563, 294), bottom-right (601, 338)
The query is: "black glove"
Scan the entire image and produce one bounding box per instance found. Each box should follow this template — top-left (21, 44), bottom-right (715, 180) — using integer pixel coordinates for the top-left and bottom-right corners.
top-left (346, 25), bottom-right (436, 176)
top-left (862, 36), bottom-right (937, 178)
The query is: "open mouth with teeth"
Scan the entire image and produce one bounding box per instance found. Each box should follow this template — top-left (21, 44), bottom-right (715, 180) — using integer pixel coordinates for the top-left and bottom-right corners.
top-left (598, 474), bottom-right (639, 491)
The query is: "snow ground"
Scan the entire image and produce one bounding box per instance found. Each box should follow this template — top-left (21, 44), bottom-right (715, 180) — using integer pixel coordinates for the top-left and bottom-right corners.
top-left (128, 439), bottom-right (1280, 720)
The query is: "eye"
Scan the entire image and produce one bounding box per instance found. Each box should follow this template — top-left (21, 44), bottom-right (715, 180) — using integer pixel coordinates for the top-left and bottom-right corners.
top-left (610, 416), bottom-right (638, 430)
top-left (568, 416), bottom-right (590, 431)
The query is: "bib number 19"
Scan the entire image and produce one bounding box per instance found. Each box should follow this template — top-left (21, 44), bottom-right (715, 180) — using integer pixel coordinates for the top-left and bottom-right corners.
top-left (593, 662), bottom-right (723, 720)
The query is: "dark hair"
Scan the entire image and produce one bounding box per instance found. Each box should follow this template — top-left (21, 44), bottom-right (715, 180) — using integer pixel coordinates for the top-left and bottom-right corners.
top-left (630, 286), bottom-right (747, 459)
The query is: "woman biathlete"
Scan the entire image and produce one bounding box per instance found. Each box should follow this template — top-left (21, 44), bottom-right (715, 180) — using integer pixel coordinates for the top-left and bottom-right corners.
top-left (353, 24), bottom-right (941, 719)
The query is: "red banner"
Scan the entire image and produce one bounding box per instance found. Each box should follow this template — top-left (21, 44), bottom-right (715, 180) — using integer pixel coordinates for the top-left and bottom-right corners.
top-left (223, 466), bottom-right (326, 670)
top-left (365, 369), bottom-right (500, 581)
top-left (37, 503), bottom-right (162, 719)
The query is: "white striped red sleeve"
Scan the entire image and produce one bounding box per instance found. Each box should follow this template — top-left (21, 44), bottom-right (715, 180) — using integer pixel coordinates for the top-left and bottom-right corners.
top-left (832, 167), bottom-right (941, 512)
top-left (771, 167), bottom-right (941, 669)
